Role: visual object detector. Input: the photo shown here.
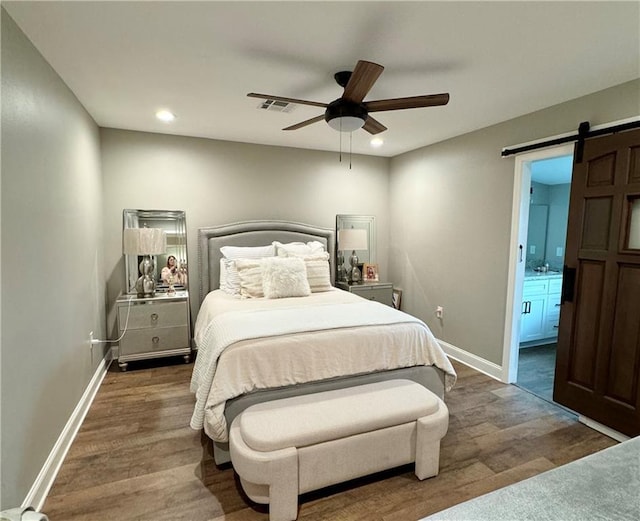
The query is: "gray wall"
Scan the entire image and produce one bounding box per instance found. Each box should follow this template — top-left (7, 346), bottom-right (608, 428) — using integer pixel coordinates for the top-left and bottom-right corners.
top-left (0, 10), bottom-right (106, 508)
top-left (100, 129), bottom-right (390, 332)
top-left (389, 79), bottom-right (640, 365)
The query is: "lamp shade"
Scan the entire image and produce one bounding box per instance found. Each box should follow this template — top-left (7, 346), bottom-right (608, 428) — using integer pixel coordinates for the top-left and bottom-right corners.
top-left (123, 228), bottom-right (167, 255)
top-left (338, 228), bottom-right (368, 251)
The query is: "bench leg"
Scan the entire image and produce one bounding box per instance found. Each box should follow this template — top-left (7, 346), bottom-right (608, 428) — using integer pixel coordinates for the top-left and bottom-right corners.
top-left (415, 401), bottom-right (449, 480)
top-left (230, 420), bottom-right (299, 521)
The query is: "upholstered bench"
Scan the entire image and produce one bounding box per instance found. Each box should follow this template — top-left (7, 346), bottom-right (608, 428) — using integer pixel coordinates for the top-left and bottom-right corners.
top-left (229, 379), bottom-right (449, 521)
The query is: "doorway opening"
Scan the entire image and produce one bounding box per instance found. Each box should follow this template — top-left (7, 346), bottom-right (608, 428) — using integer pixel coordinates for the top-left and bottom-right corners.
top-left (515, 154), bottom-right (573, 402)
top-left (502, 143), bottom-right (574, 397)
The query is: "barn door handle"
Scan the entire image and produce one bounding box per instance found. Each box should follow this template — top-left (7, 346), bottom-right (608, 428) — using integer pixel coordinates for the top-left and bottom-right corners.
top-left (562, 266), bottom-right (576, 303)
top-left (519, 244), bottom-right (524, 262)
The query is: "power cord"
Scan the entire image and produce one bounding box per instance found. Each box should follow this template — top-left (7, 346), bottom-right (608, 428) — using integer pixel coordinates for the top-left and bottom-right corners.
top-left (91, 295), bottom-right (133, 345)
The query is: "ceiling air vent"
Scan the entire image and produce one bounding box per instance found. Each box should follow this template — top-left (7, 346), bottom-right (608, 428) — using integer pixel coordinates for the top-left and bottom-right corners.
top-left (257, 99), bottom-right (295, 113)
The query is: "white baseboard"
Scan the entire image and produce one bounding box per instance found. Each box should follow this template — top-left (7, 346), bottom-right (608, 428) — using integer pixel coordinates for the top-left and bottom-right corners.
top-left (22, 350), bottom-right (112, 511)
top-left (578, 415), bottom-right (630, 443)
top-left (437, 339), bottom-right (503, 382)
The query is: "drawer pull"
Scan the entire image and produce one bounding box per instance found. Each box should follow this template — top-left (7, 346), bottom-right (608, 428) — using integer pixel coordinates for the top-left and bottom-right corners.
top-left (152, 336), bottom-right (160, 344)
top-left (150, 313), bottom-right (159, 322)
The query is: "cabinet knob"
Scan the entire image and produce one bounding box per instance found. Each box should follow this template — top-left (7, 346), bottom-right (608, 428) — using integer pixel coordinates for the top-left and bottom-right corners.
top-left (150, 313), bottom-right (159, 322)
top-left (152, 336), bottom-right (160, 344)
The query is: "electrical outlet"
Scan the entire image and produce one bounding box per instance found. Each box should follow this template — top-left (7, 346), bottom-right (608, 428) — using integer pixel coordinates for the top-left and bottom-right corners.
top-left (436, 306), bottom-right (444, 319)
top-left (556, 246), bottom-right (563, 256)
top-left (529, 245), bottom-right (536, 254)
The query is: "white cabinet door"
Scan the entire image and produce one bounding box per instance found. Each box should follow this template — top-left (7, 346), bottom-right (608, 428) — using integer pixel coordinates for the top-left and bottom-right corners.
top-left (543, 292), bottom-right (562, 337)
top-left (520, 294), bottom-right (547, 342)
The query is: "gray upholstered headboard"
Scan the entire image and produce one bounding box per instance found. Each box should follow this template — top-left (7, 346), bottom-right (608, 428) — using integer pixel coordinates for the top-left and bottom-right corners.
top-left (198, 220), bottom-right (336, 304)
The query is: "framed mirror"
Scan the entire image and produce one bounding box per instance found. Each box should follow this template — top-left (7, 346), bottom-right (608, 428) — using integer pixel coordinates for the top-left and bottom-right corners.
top-left (336, 215), bottom-right (376, 282)
top-left (123, 209), bottom-right (188, 294)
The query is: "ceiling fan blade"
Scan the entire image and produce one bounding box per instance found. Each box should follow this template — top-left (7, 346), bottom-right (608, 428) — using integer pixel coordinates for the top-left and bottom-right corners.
top-left (282, 115), bottom-right (325, 131)
top-left (365, 93), bottom-right (450, 112)
top-left (342, 60), bottom-right (384, 103)
top-left (363, 116), bottom-right (387, 135)
top-left (247, 93), bottom-right (328, 108)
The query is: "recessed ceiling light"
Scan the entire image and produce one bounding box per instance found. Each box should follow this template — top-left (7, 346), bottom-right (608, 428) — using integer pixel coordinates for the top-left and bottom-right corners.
top-left (370, 137), bottom-right (384, 148)
top-left (156, 110), bottom-right (176, 123)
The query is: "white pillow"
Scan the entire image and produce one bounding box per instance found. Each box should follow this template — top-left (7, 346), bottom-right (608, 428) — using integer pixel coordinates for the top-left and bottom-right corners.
top-left (220, 244), bottom-right (275, 295)
top-left (262, 257), bottom-right (311, 299)
top-left (235, 259), bottom-right (264, 299)
top-left (273, 241), bottom-right (325, 257)
top-left (219, 258), bottom-right (227, 289)
top-left (220, 244), bottom-right (275, 259)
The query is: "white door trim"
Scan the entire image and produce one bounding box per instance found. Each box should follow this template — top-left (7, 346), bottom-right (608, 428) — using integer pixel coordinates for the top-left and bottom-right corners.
top-left (501, 143), bottom-right (575, 383)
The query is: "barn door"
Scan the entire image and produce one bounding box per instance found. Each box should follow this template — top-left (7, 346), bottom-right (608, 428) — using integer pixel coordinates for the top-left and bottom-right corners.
top-left (553, 128), bottom-right (640, 437)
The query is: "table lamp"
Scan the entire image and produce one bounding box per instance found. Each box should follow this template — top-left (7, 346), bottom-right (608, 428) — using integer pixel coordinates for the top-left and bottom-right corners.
top-left (337, 228), bottom-right (368, 284)
top-left (123, 227), bottom-right (167, 297)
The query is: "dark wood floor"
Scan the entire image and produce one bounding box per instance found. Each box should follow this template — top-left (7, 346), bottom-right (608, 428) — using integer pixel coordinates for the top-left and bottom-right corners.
top-left (43, 358), bottom-right (617, 521)
top-left (516, 343), bottom-right (557, 402)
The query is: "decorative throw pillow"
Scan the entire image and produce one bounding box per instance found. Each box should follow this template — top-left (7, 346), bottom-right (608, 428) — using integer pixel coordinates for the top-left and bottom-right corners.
top-left (273, 241), bottom-right (325, 257)
top-left (262, 257), bottom-right (311, 299)
top-left (302, 253), bottom-right (332, 292)
top-left (285, 251), bottom-right (332, 292)
top-left (235, 259), bottom-right (264, 299)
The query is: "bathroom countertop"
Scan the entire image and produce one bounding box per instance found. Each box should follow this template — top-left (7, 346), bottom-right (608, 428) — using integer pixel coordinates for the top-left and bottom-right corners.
top-left (524, 269), bottom-right (563, 280)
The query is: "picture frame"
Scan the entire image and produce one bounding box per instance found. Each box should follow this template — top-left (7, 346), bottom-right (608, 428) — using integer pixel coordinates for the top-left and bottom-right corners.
top-left (392, 288), bottom-right (402, 310)
top-left (363, 263), bottom-right (379, 282)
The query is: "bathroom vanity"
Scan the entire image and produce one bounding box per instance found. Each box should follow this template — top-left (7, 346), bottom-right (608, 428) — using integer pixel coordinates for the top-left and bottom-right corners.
top-left (520, 271), bottom-right (563, 344)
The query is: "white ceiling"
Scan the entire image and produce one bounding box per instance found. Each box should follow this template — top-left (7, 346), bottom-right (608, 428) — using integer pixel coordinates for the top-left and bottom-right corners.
top-left (4, 1), bottom-right (639, 158)
top-left (530, 155), bottom-right (573, 185)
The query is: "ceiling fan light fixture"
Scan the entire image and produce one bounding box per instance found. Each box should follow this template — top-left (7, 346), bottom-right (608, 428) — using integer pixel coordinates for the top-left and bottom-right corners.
top-left (327, 115), bottom-right (366, 132)
top-left (325, 99), bottom-right (367, 132)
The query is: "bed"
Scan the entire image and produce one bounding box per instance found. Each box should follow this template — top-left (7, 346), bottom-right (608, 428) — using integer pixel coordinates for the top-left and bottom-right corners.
top-left (190, 220), bottom-right (456, 464)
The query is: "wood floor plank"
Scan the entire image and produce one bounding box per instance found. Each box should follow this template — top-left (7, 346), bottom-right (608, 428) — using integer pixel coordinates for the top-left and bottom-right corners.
top-left (42, 359), bottom-right (617, 520)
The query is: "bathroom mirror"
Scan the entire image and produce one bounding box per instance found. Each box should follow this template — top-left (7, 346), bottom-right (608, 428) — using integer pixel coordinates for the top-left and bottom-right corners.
top-left (123, 209), bottom-right (188, 293)
top-left (336, 215), bottom-right (376, 282)
top-left (526, 204), bottom-right (549, 268)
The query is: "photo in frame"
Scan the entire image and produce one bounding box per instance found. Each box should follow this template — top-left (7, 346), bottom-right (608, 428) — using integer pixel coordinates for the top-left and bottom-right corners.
top-left (392, 288), bottom-right (402, 310)
top-left (363, 263), bottom-right (379, 282)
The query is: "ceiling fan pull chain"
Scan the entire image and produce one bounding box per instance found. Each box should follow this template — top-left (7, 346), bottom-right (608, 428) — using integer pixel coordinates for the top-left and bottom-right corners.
top-left (339, 117), bottom-right (343, 163)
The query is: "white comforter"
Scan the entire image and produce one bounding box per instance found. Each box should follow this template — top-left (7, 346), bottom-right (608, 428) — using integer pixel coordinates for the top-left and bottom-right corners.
top-left (190, 288), bottom-right (456, 442)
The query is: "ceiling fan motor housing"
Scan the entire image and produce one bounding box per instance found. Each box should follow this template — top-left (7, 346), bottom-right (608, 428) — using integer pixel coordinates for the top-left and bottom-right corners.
top-left (325, 99), bottom-right (368, 131)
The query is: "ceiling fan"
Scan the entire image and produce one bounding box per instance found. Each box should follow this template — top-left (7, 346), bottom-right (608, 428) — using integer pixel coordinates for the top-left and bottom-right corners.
top-left (248, 60), bottom-right (449, 135)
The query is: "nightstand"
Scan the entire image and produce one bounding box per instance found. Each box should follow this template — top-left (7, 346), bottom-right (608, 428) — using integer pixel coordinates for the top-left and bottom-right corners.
top-left (336, 281), bottom-right (394, 307)
top-left (116, 290), bottom-right (191, 371)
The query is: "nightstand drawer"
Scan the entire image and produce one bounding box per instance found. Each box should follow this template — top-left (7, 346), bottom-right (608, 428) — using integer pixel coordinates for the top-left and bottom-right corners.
top-left (120, 326), bottom-right (189, 356)
top-left (354, 288), bottom-right (392, 306)
top-left (119, 301), bottom-right (188, 331)
top-left (351, 285), bottom-right (393, 306)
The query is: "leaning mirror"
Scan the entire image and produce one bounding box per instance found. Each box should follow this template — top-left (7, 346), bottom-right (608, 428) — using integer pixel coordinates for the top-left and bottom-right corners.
top-left (123, 209), bottom-right (188, 295)
top-left (336, 215), bottom-right (376, 283)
